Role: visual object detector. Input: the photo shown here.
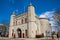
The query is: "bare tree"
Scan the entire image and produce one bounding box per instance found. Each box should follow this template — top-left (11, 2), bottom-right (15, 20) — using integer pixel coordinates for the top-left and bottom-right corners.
top-left (1, 20), bottom-right (10, 26)
top-left (53, 9), bottom-right (60, 32)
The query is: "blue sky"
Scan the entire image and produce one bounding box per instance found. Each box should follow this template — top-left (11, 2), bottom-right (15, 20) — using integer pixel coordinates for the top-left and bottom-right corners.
top-left (0, 0), bottom-right (60, 23)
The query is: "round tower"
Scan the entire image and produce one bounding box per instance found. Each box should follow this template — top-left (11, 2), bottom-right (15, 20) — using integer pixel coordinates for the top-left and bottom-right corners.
top-left (27, 3), bottom-right (37, 38)
top-left (39, 16), bottom-right (51, 37)
top-left (10, 12), bottom-right (16, 27)
top-left (9, 12), bottom-right (16, 38)
top-left (28, 3), bottom-right (36, 21)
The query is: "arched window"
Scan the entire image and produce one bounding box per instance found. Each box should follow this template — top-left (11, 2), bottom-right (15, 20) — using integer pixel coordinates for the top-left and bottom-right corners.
top-left (25, 30), bottom-right (27, 37)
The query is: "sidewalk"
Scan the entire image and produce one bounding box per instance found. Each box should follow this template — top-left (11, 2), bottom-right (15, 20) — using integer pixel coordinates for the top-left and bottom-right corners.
top-left (0, 37), bottom-right (59, 40)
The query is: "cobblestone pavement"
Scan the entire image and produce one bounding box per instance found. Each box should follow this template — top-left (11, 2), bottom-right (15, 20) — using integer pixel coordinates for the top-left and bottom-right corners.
top-left (0, 37), bottom-right (59, 40)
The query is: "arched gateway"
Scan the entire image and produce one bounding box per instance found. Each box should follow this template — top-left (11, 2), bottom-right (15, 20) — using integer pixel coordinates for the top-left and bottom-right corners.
top-left (17, 28), bottom-right (22, 38)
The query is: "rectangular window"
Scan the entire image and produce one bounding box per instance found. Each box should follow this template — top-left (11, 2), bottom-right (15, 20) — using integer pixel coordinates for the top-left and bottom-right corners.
top-left (16, 21), bottom-right (17, 25)
top-left (25, 18), bottom-right (27, 23)
top-left (23, 19), bottom-right (25, 24)
top-left (21, 18), bottom-right (27, 24)
top-left (13, 22), bottom-right (15, 26)
top-left (18, 22), bottom-right (20, 25)
top-left (22, 19), bottom-right (23, 24)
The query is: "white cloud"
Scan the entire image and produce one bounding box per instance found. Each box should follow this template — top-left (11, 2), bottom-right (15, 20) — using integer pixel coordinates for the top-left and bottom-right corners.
top-left (44, 11), bottom-right (53, 18)
top-left (40, 11), bottom-right (54, 20)
top-left (39, 14), bottom-right (46, 18)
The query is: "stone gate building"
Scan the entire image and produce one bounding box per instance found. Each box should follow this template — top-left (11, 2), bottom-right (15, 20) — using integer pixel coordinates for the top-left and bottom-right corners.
top-left (9, 3), bottom-right (51, 38)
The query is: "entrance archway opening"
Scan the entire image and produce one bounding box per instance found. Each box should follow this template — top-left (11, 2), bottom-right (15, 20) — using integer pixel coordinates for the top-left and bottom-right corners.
top-left (17, 28), bottom-right (22, 38)
top-left (25, 30), bottom-right (27, 38)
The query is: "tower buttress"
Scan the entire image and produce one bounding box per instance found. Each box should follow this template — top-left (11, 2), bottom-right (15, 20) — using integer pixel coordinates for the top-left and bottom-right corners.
top-left (27, 3), bottom-right (37, 38)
